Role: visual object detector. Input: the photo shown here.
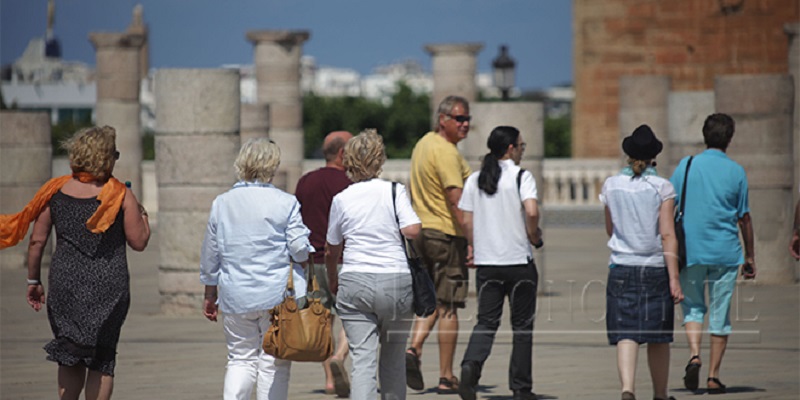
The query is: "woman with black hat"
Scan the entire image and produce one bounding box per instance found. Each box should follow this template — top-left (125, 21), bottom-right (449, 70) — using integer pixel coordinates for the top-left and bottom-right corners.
top-left (599, 125), bottom-right (684, 400)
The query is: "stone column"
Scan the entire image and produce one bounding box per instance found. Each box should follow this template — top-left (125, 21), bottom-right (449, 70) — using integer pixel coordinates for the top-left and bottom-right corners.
top-left (240, 103), bottom-right (270, 144)
top-left (246, 30), bottom-right (309, 193)
top-left (89, 32), bottom-right (145, 199)
top-left (785, 24), bottom-right (800, 211)
top-left (0, 112), bottom-right (52, 269)
top-left (667, 91), bottom-right (715, 177)
top-left (716, 75), bottom-right (795, 284)
top-left (424, 43), bottom-right (484, 123)
top-left (619, 76), bottom-right (671, 172)
top-left (468, 102), bottom-right (546, 291)
top-left (155, 69), bottom-right (240, 314)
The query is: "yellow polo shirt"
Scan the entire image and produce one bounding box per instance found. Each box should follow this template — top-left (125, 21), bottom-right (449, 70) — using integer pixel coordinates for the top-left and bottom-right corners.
top-left (409, 131), bottom-right (472, 237)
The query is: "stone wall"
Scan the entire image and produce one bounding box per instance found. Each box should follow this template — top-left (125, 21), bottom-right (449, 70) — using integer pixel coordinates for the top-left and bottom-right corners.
top-left (573, 0), bottom-right (800, 158)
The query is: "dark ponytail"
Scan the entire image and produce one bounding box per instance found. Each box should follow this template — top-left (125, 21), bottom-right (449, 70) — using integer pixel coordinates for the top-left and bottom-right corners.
top-left (478, 126), bottom-right (520, 195)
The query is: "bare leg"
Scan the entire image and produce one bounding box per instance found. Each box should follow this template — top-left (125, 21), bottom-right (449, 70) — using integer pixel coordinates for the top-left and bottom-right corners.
top-left (437, 306), bottom-right (458, 384)
top-left (647, 343), bottom-right (670, 399)
top-left (617, 340), bottom-right (638, 395)
top-left (58, 364), bottom-right (86, 400)
top-left (334, 323), bottom-right (349, 361)
top-left (84, 370), bottom-right (113, 400)
top-left (684, 321), bottom-right (703, 362)
top-left (323, 318), bottom-right (350, 392)
top-left (708, 334), bottom-right (728, 379)
top-left (408, 309), bottom-right (439, 357)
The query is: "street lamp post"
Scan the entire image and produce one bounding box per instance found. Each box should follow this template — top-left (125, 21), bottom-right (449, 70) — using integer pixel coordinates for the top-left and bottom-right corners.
top-left (492, 45), bottom-right (516, 101)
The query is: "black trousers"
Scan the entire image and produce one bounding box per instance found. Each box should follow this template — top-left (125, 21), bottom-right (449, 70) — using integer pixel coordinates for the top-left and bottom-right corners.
top-left (461, 260), bottom-right (538, 391)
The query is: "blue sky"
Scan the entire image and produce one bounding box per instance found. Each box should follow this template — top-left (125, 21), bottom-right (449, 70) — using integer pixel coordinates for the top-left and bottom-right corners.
top-left (1, 0), bottom-right (572, 90)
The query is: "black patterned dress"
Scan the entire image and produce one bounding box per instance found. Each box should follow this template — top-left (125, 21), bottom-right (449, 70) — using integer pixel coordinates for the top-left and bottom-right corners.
top-left (44, 191), bottom-right (130, 375)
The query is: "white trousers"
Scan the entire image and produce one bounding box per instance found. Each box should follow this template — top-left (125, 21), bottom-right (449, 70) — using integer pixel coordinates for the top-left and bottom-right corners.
top-left (222, 310), bottom-right (291, 400)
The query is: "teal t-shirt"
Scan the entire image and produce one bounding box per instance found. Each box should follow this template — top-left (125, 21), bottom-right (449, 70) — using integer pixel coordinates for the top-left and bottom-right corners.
top-left (670, 149), bottom-right (749, 267)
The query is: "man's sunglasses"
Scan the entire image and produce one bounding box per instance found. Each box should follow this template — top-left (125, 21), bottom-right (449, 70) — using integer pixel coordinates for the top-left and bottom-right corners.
top-left (447, 114), bottom-right (472, 123)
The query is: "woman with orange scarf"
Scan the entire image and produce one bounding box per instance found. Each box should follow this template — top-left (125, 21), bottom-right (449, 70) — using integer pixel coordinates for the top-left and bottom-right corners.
top-left (1, 126), bottom-right (150, 400)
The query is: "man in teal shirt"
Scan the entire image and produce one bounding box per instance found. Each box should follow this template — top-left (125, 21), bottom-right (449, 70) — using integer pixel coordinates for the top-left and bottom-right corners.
top-left (670, 113), bottom-right (755, 394)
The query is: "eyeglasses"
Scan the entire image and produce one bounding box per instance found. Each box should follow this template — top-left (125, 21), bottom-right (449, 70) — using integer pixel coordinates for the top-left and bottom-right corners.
top-left (113, 150), bottom-right (120, 160)
top-left (519, 142), bottom-right (527, 151)
top-left (447, 114), bottom-right (472, 123)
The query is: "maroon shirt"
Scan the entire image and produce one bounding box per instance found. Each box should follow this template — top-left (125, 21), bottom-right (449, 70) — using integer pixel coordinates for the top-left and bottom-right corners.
top-left (295, 167), bottom-right (352, 263)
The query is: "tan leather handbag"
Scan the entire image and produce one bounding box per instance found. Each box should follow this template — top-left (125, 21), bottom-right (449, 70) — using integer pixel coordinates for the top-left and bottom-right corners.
top-left (262, 261), bottom-right (333, 362)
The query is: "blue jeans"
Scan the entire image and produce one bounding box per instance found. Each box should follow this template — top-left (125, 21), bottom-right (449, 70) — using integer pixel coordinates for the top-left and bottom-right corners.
top-left (337, 271), bottom-right (413, 400)
top-left (606, 265), bottom-right (675, 344)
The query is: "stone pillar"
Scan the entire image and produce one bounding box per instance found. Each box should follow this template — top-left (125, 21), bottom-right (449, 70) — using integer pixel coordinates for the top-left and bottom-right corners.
top-left (240, 103), bottom-right (270, 144)
top-left (667, 91), bottom-right (715, 177)
top-left (716, 75), bottom-right (795, 284)
top-left (89, 32), bottom-right (145, 199)
top-left (155, 69), bottom-right (240, 314)
top-left (0, 111), bottom-right (52, 269)
top-left (619, 75), bottom-right (671, 172)
top-left (468, 102), bottom-right (546, 291)
top-left (424, 43), bottom-right (483, 123)
top-left (785, 24), bottom-right (800, 210)
top-left (246, 30), bottom-right (309, 193)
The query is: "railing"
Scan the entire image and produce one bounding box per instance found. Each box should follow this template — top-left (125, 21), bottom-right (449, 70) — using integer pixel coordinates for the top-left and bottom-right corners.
top-left (56, 158), bottom-right (621, 217)
top-left (303, 158), bottom-right (620, 207)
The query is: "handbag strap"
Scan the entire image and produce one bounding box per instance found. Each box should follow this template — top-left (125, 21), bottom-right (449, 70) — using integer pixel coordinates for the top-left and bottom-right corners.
top-left (677, 156), bottom-right (694, 221)
top-left (284, 258), bottom-right (319, 295)
top-left (391, 182), bottom-right (417, 259)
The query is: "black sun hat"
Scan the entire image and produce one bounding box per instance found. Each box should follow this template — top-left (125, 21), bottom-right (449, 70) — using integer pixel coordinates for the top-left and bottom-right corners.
top-left (622, 124), bottom-right (663, 160)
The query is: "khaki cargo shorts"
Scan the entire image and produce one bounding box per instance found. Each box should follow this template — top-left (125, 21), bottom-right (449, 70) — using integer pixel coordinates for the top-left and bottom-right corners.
top-left (413, 228), bottom-right (469, 309)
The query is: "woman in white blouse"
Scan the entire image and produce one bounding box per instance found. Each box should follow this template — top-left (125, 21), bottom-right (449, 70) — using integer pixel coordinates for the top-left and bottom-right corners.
top-left (600, 125), bottom-right (683, 400)
top-left (200, 138), bottom-right (313, 400)
top-left (325, 129), bottom-right (421, 400)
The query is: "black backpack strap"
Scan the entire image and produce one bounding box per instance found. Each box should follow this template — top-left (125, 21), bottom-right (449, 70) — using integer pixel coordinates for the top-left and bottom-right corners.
top-left (517, 168), bottom-right (526, 200)
top-left (677, 156), bottom-right (694, 220)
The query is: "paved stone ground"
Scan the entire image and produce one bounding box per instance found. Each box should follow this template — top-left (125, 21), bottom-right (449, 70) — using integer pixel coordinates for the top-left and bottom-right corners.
top-left (1, 227), bottom-right (797, 399)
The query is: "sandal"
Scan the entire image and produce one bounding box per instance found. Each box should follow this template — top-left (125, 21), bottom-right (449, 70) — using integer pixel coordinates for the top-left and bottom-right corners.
top-left (707, 377), bottom-right (727, 394)
top-left (405, 348), bottom-right (425, 391)
top-left (437, 376), bottom-right (459, 395)
top-left (621, 391), bottom-right (636, 400)
top-left (683, 355), bottom-right (701, 391)
top-left (329, 358), bottom-right (350, 398)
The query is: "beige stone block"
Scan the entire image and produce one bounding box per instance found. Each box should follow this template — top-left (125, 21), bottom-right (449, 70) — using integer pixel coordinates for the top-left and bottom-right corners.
top-left (155, 69), bottom-right (241, 134)
top-left (0, 147), bottom-right (52, 185)
top-left (158, 186), bottom-right (229, 212)
top-left (749, 189), bottom-right (795, 284)
top-left (95, 47), bottom-right (139, 77)
top-left (96, 78), bottom-right (140, 101)
top-left (157, 211), bottom-right (210, 269)
top-left (265, 102), bottom-right (302, 130)
top-left (240, 103), bottom-right (270, 133)
top-left (715, 75), bottom-right (794, 115)
top-left (667, 91), bottom-right (715, 168)
top-left (467, 102), bottom-right (544, 165)
top-left (269, 129), bottom-right (304, 162)
top-left (255, 79), bottom-right (301, 103)
top-left (155, 135), bottom-right (239, 186)
top-left (727, 115), bottom-right (794, 189)
top-left (158, 270), bottom-right (204, 294)
top-left (247, 30), bottom-right (310, 47)
top-left (0, 111), bottom-right (51, 145)
top-left (160, 293), bottom-right (203, 315)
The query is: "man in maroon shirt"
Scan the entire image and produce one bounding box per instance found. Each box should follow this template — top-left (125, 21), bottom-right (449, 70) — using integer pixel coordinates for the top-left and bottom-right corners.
top-left (295, 130), bottom-right (353, 397)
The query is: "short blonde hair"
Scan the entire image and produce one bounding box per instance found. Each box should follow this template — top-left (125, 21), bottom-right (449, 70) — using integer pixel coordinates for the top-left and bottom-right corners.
top-left (343, 129), bottom-right (386, 182)
top-left (235, 138), bottom-right (281, 182)
top-left (62, 126), bottom-right (117, 181)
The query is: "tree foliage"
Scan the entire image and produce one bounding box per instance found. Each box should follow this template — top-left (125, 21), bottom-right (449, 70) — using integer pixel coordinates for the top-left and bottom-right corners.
top-left (544, 115), bottom-right (571, 158)
top-left (303, 82), bottom-right (430, 158)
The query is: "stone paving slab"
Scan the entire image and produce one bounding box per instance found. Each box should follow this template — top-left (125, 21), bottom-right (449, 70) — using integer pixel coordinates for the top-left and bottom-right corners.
top-left (2, 227), bottom-right (798, 399)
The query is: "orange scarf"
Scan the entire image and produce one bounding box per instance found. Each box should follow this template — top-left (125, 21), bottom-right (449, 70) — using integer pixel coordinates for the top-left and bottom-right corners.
top-left (0, 173), bottom-right (127, 249)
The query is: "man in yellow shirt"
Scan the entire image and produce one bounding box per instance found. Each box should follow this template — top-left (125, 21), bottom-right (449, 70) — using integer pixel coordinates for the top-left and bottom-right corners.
top-left (406, 95), bottom-right (472, 394)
